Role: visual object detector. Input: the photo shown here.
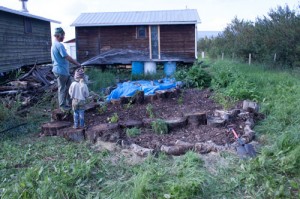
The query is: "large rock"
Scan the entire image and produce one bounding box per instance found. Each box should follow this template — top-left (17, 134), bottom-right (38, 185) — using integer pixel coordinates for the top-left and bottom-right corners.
top-left (207, 116), bottom-right (226, 127)
top-left (242, 100), bottom-right (259, 112)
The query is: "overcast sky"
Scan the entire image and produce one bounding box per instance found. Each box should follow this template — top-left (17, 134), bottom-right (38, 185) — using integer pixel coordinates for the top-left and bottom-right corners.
top-left (1, 0), bottom-right (299, 41)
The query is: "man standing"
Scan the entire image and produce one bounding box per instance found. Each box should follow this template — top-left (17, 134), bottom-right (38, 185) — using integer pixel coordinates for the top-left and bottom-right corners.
top-left (51, 27), bottom-right (81, 111)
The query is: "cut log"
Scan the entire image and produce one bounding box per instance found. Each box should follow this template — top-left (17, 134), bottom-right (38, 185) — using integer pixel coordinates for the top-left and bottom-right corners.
top-left (130, 143), bottom-right (153, 157)
top-left (165, 117), bottom-right (187, 130)
top-left (144, 94), bottom-right (158, 103)
top-left (85, 102), bottom-right (100, 112)
top-left (41, 121), bottom-right (72, 136)
top-left (120, 96), bottom-right (131, 104)
top-left (110, 99), bottom-right (121, 105)
top-left (184, 112), bottom-right (207, 126)
top-left (85, 123), bottom-right (120, 143)
top-left (8, 81), bottom-right (28, 89)
top-left (207, 116), bottom-right (226, 127)
top-left (160, 145), bottom-right (191, 156)
top-left (214, 110), bottom-right (231, 121)
top-left (132, 91), bottom-right (144, 104)
top-left (175, 140), bottom-right (194, 149)
top-left (0, 90), bottom-right (28, 95)
top-left (0, 86), bottom-right (23, 91)
top-left (119, 120), bottom-right (143, 128)
top-left (32, 70), bottom-right (50, 86)
top-left (194, 142), bottom-right (221, 154)
top-left (51, 109), bottom-right (72, 121)
top-left (58, 127), bottom-right (85, 142)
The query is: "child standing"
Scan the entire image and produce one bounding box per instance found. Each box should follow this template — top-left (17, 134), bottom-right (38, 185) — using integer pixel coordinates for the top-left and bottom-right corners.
top-left (69, 68), bottom-right (89, 129)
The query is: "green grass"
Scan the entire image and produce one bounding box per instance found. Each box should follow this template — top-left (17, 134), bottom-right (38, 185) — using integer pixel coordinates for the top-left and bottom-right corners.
top-left (1, 60), bottom-right (300, 198)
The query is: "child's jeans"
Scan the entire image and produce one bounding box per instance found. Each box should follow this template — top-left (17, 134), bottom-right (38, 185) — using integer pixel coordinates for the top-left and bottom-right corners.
top-left (73, 109), bottom-right (85, 128)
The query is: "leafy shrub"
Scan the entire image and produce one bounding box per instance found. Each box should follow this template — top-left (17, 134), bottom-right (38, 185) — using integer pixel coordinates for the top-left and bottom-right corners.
top-left (126, 127), bottom-right (141, 137)
top-left (146, 104), bottom-right (155, 118)
top-left (151, 119), bottom-right (168, 134)
top-left (175, 65), bottom-right (212, 88)
top-left (107, 113), bottom-right (119, 123)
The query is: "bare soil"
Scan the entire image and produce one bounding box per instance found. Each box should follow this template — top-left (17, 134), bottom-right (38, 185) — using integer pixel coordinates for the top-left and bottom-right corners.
top-left (85, 89), bottom-right (248, 150)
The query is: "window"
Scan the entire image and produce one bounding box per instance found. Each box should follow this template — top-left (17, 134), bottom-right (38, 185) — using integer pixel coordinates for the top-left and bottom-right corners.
top-left (24, 18), bottom-right (32, 33)
top-left (137, 26), bottom-right (146, 38)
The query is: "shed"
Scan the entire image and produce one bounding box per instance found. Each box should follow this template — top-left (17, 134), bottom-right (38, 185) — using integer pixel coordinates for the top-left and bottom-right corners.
top-left (0, 6), bottom-right (60, 73)
top-left (71, 9), bottom-right (200, 65)
top-left (64, 38), bottom-right (77, 59)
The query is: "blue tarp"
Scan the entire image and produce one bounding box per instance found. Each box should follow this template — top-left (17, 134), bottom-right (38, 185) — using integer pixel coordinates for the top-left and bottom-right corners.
top-left (106, 78), bottom-right (181, 101)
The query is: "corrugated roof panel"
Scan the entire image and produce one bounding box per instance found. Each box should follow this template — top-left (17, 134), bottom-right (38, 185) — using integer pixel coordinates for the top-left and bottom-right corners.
top-left (0, 6), bottom-right (60, 23)
top-left (71, 9), bottom-right (200, 27)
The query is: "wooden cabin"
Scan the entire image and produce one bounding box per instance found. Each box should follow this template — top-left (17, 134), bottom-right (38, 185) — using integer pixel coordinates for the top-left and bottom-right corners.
top-left (71, 9), bottom-right (200, 65)
top-left (0, 6), bottom-right (60, 73)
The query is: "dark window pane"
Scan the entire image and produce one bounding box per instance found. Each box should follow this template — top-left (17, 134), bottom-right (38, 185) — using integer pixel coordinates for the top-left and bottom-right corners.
top-left (137, 26), bottom-right (146, 38)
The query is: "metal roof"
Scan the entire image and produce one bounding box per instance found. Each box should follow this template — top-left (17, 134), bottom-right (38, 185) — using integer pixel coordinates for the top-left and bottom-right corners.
top-left (0, 6), bottom-right (60, 23)
top-left (71, 9), bottom-right (200, 27)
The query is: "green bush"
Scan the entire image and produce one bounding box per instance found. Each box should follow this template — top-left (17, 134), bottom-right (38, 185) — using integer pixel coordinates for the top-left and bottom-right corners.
top-left (151, 119), bottom-right (168, 134)
top-left (126, 127), bottom-right (141, 137)
top-left (175, 64), bottom-right (212, 88)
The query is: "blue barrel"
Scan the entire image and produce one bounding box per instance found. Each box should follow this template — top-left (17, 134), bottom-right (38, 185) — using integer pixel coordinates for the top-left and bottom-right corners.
top-left (164, 61), bottom-right (176, 77)
top-left (131, 61), bottom-right (144, 75)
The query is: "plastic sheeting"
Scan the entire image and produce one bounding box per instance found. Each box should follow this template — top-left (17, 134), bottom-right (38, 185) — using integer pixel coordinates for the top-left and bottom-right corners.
top-left (106, 78), bottom-right (181, 101)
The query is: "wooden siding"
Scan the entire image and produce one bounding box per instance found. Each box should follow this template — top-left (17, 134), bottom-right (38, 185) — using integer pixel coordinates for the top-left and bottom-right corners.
top-left (76, 26), bottom-right (149, 63)
top-left (76, 24), bottom-right (195, 63)
top-left (160, 24), bottom-right (195, 59)
top-left (0, 11), bottom-right (52, 73)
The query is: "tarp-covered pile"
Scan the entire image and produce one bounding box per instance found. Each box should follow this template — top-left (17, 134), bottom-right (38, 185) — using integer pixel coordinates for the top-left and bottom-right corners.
top-left (107, 78), bottom-right (181, 101)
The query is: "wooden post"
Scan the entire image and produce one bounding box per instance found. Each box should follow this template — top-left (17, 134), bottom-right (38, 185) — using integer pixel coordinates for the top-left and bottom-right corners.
top-left (249, 53), bottom-right (251, 65)
top-left (201, 51), bottom-right (205, 59)
top-left (274, 53), bottom-right (277, 62)
top-left (222, 53), bottom-right (224, 60)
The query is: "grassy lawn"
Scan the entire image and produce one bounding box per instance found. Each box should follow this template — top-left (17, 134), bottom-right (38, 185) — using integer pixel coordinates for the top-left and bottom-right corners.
top-left (1, 60), bottom-right (299, 198)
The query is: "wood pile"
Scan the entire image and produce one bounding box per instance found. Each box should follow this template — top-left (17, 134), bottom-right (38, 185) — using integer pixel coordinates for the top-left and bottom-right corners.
top-left (0, 64), bottom-right (56, 107)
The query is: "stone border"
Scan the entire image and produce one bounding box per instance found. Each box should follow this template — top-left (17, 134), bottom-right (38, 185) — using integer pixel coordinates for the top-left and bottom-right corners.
top-left (44, 99), bottom-right (260, 157)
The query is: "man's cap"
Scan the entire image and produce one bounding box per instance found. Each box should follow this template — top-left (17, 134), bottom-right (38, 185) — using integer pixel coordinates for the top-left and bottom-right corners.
top-left (54, 27), bottom-right (65, 36)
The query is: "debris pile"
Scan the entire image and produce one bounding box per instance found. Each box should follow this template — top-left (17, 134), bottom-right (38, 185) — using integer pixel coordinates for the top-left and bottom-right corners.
top-left (0, 64), bottom-right (56, 108)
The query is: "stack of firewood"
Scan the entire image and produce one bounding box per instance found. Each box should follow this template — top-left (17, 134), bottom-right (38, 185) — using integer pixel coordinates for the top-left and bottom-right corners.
top-left (0, 64), bottom-right (56, 107)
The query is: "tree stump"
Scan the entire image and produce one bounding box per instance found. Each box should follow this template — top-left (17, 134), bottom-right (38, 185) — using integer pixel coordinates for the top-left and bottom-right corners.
top-left (58, 127), bottom-right (85, 142)
top-left (184, 112), bottom-right (207, 126)
top-left (132, 91), bottom-right (144, 104)
top-left (41, 121), bottom-right (72, 136)
top-left (144, 94), bottom-right (157, 103)
top-left (120, 96), bottom-right (131, 104)
top-left (164, 117), bottom-right (187, 130)
top-left (85, 123), bottom-right (121, 143)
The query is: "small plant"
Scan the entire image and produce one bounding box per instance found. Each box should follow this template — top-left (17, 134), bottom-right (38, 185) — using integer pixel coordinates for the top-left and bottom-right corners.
top-left (97, 103), bottom-right (107, 114)
top-left (107, 113), bottom-right (119, 123)
top-left (177, 92), bottom-right (184, 105)
top-left (151, 119), bottom-right (168, 134)
top-left (146, 104), bottom-right (155, 118)
top-left (126, 127), bottom-right (141, 137)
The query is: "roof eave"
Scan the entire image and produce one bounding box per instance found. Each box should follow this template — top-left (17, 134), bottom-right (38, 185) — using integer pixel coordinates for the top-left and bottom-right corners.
top-left (71, 21), bottom-right (199, 27)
